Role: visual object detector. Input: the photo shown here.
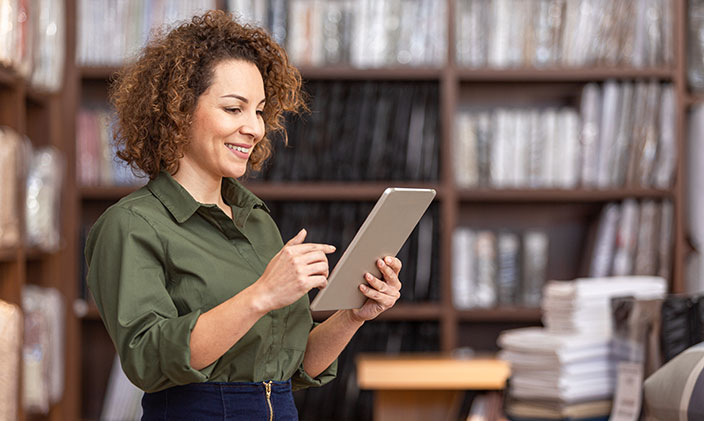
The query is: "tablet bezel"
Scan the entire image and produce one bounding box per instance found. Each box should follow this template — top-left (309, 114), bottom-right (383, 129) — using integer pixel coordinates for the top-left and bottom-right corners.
top-left (309, 187), bottom-right (436, 312)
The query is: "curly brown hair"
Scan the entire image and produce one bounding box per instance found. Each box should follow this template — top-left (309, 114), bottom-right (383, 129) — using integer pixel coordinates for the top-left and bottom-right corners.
top-left (110, 10), bottom-right (305, 179)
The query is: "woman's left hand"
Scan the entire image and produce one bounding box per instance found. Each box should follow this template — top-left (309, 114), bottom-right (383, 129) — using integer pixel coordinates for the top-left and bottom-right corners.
top-left (349, 256), bottom-right (402, 322)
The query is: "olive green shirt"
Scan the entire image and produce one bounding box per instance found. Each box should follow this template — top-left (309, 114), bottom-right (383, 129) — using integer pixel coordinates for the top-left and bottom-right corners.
top-left (85, 171), bottom-right (337, 393)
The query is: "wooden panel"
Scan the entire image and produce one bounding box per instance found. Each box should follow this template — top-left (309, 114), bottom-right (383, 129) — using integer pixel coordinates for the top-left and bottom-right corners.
top-left (457, 188), bottom-right (672, 202)
top-left (457, 67), bottom-right (674, 82)
top-left (458, 81), bottom-right (583, 110)
top-left (374, 390), bottom-right (463, 421)
top-left (457, 307), bottom-right (542, 322)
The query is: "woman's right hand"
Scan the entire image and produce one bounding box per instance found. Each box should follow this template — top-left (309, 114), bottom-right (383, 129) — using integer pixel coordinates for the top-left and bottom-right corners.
top-left (251, 229), bottom-right (336, 312)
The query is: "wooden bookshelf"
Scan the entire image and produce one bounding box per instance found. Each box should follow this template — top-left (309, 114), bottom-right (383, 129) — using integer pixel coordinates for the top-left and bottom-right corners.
top-left (42, 0), bottom-right (695, 419)
top-left (456, 188), bottom-right (674, 202)
top-left (455, 66), bottom-right (675, 82)
top-left (0, 4), bottom-right (78, 420)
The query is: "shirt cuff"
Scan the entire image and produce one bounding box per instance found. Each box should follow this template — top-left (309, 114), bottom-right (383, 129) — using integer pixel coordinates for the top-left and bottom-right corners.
top-left (291, 358), bottom-right (338, 391)
top-left (157, 309), bottom-right (217, 386)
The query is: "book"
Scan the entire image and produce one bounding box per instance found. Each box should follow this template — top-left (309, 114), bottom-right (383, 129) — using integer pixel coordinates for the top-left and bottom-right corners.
top-left (257, 0), bottom-right (446, 68)
top-left (260, 81), bottom-right (439, 182)
top-left (521, 231), bottom-right (549, 308)
top-left (497, 232), bottom-right (520, 306)
top-left (76, 108), bottom-right (144, 187)
top-left (455, 0), bottom-right (673, 69)
top-left (78, 0), bottom-right (216, 66)
top-left (452, 227), bottom-right (476, 309)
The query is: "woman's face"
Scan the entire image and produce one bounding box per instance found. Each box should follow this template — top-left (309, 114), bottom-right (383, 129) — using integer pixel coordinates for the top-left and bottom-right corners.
top-left (184, 59), bottom-right (266, 180)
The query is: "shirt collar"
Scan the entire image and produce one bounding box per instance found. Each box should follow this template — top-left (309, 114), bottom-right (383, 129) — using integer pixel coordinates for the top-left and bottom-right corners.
top-left (147, 171), bottom-right (269, 224)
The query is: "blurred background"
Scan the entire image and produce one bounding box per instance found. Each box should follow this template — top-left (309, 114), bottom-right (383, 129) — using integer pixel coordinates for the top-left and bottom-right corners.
top-left (1, 0), bottom-right (704, 420)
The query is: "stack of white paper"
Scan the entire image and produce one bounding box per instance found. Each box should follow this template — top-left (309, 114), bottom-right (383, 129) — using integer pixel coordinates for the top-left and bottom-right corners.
top-left (542, 276), bottom-right (667, 335)
top-left (499, 276), bottom-right (667, 419)
top-left (499, 328), bottom-right (614, 403)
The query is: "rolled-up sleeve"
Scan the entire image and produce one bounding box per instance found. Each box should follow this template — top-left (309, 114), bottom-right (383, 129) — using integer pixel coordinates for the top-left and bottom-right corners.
top-left (291, 322), bottom-right (338, 391)
top-left (85, 207), bottom-right (215, 393)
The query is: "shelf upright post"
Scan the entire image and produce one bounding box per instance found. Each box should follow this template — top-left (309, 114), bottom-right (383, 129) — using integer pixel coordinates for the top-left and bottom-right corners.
top-left (440, 0), bottom-right (459, 352)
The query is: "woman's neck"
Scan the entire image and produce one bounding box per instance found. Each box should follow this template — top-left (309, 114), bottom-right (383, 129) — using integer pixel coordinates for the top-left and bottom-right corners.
top-left (171, 162), bottom-right (231, 216)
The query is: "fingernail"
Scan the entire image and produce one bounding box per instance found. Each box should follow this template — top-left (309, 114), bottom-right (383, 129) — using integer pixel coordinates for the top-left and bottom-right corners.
top-left (360, 284), bottom-right (368, 291)
top-left (378, 259), bottom-right (385, 266)
top-left (385, 256), bottom-right (393, 264)
top-left (365, 273), bottom-right (372, 280)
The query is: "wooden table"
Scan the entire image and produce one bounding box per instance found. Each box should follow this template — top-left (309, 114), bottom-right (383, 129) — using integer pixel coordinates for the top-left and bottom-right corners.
top-left (357, 354), bottom-right (510, 421)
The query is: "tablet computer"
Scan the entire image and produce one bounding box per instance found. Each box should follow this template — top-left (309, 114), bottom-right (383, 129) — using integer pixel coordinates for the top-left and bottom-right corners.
top-left (310, 187), bottom-right (436, 311)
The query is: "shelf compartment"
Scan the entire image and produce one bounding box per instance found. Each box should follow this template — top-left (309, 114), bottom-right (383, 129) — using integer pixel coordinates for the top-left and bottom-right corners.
top-left (79, 66), bottom-right (121, 80)
top-left (457, 67), bottom-right (674, 82)
top-left (457, 307), bottom-right (542, 322)
top-left (0, 64), bottom-right (19, 87)
top-left (25, 85), bottom-right (55, 106)
top-left (312, 302), bottom-right (443, 322)
top-left (0, 247), bottom-right (19, 262)
top-left (457, 188), bottom-right (672, 202)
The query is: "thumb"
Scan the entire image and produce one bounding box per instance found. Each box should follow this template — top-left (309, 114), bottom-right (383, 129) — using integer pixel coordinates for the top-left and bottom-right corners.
top-left (286, 228), bottom-right (307, 246)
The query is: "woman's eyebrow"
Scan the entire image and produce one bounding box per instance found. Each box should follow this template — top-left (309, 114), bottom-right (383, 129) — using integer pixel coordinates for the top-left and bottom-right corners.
top-left (220, 94), bottom-right (266, 105)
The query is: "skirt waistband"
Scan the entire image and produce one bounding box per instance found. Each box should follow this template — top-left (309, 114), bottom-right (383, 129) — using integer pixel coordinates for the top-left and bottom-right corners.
top-left (162, 379), bottom-right (292, 394)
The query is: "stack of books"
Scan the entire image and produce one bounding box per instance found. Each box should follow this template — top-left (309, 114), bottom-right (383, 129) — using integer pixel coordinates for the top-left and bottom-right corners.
top-left (259, 81), bottom-right (439, 183)
top-left (453, 81), bottom-right (676, 190)
top-left (688, 1), bottom-right (704, 91)
top-left (541, 277), bottom-right (667, 336)
top-left (452, 229), bottom-right (548, 309)
top-left (0, 0), bottom-right (65, 91)
top-left (589, 200), bottom-right (673, 279)
top-left (76, 108), bottom-right (144, 187)
top-left (25, 147), bottom-right (65, 251)
top-left (77, 0), bottom-right (216, 66)
top-left (22, 285), bottom-right (66, 415)
top-left (499, 276), bottom-right (666, 421)
top-left (0, 127), bottom-right (27, 249)
top-left (228, 0), bottom-right (447, 68)
top-left (455, 0), bottom-right (673, 69)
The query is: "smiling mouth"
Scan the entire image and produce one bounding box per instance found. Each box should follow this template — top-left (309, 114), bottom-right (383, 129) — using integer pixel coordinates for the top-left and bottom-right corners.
top-left (225, 144), bottom-right (251, 154)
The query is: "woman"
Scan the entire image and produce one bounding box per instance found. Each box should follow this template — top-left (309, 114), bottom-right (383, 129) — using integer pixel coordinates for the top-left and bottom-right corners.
top-left (85, 10), bottom-right (402, 420)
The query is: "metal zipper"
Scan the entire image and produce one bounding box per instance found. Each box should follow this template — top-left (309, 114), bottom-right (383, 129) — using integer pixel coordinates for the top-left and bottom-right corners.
top-left (264, 381), bottom-right (273, 421)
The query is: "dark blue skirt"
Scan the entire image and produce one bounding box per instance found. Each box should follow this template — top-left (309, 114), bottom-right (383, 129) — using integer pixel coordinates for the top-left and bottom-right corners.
top-left (141, 380), bottom-right (298, 420)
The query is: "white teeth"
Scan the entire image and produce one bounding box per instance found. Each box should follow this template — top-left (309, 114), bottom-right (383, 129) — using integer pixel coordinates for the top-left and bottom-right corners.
top-left (226, 144), bottom-right (250, 153)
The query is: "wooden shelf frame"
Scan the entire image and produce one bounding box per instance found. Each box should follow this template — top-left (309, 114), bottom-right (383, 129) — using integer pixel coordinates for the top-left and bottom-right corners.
top-left (60, 1), bottom-right (692, 419)
top-left (456, 66), bottom-right (675, 82)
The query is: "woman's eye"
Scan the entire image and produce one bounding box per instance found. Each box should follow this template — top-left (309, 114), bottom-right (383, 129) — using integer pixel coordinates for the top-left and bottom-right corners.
top-left (256, 110), bottom-right (264, 117)
top-left (224, 107), bottom-right (240, 114)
